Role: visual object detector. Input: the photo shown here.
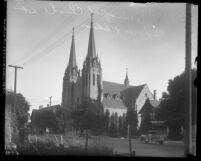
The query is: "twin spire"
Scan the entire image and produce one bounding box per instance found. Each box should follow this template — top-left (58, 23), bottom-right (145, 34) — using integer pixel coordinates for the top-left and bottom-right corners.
top-left (68, 27), bottom-right (77, 69)
top-left (87, 13), bottom-right (96, 58)
top-left (68, 13), bottom-right (96, 70)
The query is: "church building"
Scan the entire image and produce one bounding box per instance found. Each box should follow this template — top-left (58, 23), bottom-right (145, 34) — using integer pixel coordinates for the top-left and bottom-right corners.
top-left (61, 14), bottom-right (160, 128)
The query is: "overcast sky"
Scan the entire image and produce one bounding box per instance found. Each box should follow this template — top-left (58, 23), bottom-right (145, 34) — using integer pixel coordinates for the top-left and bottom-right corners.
top-left (6, 1), bottom-right (198, 113)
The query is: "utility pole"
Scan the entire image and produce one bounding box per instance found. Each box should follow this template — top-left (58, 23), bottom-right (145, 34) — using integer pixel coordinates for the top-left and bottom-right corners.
top-left (8, 65), bottom-right (23, 142)
top-left (128, 124), bottom-right (132, 156)
top-left (49, 96), bottom-right (52, 106)
top-left (184, 3), bottom-right (193, 156)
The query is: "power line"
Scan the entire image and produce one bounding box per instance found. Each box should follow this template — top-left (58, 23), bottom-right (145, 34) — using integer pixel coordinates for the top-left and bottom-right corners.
top-left (13, 15), bottom-right (80, 65)
top-left (14, 13), bottom-right (100, 66)
top-left (15, 5), bottom-right (119, 66)
top-left (20, 14), bottom-right (102, 66)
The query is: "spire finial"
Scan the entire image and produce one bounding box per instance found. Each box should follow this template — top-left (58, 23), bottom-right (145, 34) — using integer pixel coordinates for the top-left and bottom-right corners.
top-left (126, 68), bottom-right (128, 74)
top-left (91, 13), bottom-right (94, 24)
top-left (72, 27), bottom-right (74, 36)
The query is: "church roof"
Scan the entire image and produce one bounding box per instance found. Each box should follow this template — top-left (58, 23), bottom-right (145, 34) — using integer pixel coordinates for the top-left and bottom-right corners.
top-left (103, 81), bottom-right (128, 95)
top-left (102, 96), bottom-right (127, 109)
top-left (121, 84), bottom-right (146, 101)
top-left (87, 13), bottom-right (96, 58)
top-left (102, 81), bottom-right (146, 109)
top-left (68, 28), bottom-right (77, 69)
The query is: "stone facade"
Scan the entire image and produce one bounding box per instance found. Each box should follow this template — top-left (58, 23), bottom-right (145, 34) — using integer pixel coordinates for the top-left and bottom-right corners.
top-left (61, 14), bottom-right (160, 128)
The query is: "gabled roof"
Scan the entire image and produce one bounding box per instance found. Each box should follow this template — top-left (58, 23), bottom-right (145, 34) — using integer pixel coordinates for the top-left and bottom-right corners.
top-left (138, 99), bottom-right (161, 114)
top-left (103, 81), bottom-right (129, 95)
top-left (121, 84), bottom-right (146, 101)
top-left (102, 81), bottom-right (146, 109)
top-left (102, 97), bottom-right (127, 109)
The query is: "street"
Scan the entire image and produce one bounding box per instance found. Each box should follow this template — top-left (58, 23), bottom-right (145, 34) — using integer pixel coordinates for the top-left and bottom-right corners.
top-left (29, 134), bottom-right (185, 157)
top-left (90, 136), bottom-right (185, 157)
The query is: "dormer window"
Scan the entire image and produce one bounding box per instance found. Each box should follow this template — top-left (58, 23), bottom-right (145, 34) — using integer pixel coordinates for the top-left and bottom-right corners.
top-left (104, 93), bottom-right (111, 99)
top-left (112, 94), bottom-right (119, 100)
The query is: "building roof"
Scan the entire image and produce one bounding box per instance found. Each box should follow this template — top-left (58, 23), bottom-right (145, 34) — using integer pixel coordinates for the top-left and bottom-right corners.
top-left (103, 81), bottom-right (129, 95)
top-left (138, 99), bottom-right (161, 114)
top-left (102, 96), bottom-right (127, 109)
top-left (102, 81), bottom-right (146, 109)
top-left (121, 84), bottom-right (146, 102)
top-left (37, 104), bottom-right (61, 112)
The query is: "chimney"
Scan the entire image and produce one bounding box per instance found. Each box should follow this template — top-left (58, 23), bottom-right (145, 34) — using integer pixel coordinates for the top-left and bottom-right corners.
top-left (39, 105), bottom-right (43, 109)
top-left (153, 90), bottom-right (156, 100)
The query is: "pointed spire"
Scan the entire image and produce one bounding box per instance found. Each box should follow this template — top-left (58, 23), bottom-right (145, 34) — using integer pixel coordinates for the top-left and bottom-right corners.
top-left (68, 27), bottom-right (77, 69)
top-left (124, 68), bottom-right (130, 86)
top-left (87, 13), bottom-right (96, 58)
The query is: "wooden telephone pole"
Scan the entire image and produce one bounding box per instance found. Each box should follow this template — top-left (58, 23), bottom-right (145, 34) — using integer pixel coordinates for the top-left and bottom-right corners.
top-left (8, 65), bottom-right (23, 142)
top-left (8, 65), bottom-right (23, 109)
top-left (184, 3), bottom-right (193, 156)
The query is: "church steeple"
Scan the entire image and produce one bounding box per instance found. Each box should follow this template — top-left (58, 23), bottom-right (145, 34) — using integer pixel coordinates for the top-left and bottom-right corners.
top-left (124, 68), bottom-right (130, 86)
top-left (87, 13), bottom-right (96, 58)
top-left (68, 27), bottom-right (77, 70)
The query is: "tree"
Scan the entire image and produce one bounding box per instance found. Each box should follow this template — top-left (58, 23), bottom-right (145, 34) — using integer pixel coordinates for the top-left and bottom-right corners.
top-left (139, 99), bottom-right (153, 133)
top-left (108, 114), bottom-right (117, 137)
top-left (118, 116), bottom-right (123, 136)
top-left (6, 91), bottom-right (30, 144)
top-left (104, 109), bottom-right (110, 135)
top-left (31, 108), bottom-right (63, 134)
top-left (126, 109), bottom-right (138, 137)
top-left (70, 98), bottom-right (105, 150)
top-left (155, 69), bottom-right (197, 140)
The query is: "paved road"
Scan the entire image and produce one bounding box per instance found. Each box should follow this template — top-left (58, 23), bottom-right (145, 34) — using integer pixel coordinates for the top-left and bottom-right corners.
top-left (29, 135), bottom-right (185, 157)
top-left (91, 136), bottom-right (185, 157)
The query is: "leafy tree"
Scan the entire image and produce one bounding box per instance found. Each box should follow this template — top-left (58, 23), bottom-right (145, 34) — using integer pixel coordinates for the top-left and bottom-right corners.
top-left (126, 109), bottom-right (138, 137)
top-left (108, 114), bottom-right (117, 137)
top-left (155, 69), bottom-right (197, 140)
top-left (104, 109), bottom-right (110, 135)
top-left (31, 107), bottom-right (64, 134)
top-left (122, 113), bottom-right (127, 137)
top-left (70, 98), bottom-right (105, 150)
top-left (118, 116), bottom-right (123, 136)
top-left (6, 91), bottom-right (30, 144)
top-left (139, 99), bottom-right (153, 133)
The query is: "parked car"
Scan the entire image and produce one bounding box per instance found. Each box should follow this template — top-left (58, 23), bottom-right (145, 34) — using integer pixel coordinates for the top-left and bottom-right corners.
top-left (141, 130), bottom-right (167, 144)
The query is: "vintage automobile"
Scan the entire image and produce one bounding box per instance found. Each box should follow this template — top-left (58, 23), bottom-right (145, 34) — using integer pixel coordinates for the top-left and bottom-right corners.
top-left (140, 130), bottom-right (167, 144)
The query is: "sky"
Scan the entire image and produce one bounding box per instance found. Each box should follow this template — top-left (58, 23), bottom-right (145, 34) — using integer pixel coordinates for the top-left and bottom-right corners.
top-left (6, 0), bottom-right (198, 113)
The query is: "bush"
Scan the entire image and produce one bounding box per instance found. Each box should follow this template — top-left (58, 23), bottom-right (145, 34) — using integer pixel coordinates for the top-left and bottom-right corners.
top-left (11, 140), bottom-right (113, 156)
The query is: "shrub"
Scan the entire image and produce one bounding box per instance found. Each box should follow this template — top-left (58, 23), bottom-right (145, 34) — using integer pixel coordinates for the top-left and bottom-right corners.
top-left (11, 140), bottom-right (113, 156)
